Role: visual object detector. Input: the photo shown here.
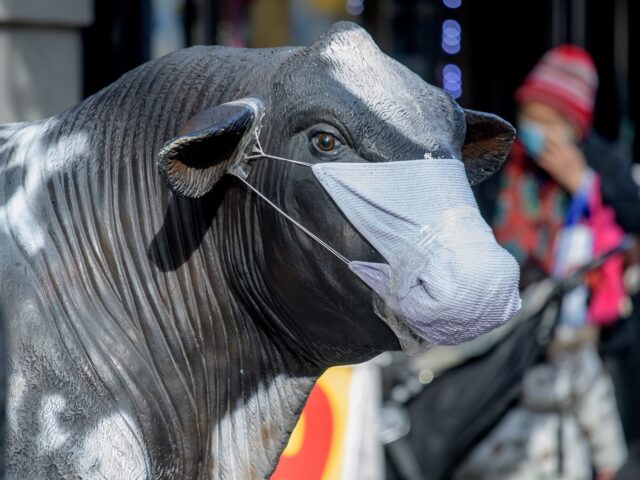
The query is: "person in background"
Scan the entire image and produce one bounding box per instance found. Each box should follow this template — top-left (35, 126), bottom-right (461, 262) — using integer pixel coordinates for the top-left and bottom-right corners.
top-left (456, 46), bottom-right (633, 480)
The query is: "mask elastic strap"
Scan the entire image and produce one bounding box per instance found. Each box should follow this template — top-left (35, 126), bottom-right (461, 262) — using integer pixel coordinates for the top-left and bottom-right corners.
top-left (242, 135), bottom-right (314, 168)
top-left (234, 139), bottom-right (350, 265)
top-left (235, 176), bottom-right (350, 265)
top-left (242, 152), bottom-right (314, 167)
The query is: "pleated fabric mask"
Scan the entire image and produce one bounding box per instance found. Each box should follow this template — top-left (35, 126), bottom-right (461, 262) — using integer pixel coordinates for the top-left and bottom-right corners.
top-left (311, 159), bottom-right (521, 346)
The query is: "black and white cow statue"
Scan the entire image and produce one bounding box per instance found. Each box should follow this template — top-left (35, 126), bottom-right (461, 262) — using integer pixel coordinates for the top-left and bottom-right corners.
top-left (0, 22), bottom-right (520, 479)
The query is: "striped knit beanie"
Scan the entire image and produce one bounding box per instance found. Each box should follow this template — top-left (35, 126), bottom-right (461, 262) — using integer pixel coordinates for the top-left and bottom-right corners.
top-left (515, 45), bottom-right (599, 139)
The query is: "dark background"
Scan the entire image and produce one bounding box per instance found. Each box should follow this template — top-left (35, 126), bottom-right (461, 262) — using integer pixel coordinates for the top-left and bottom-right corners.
top-left (83, 0), bottom-right (640, 160)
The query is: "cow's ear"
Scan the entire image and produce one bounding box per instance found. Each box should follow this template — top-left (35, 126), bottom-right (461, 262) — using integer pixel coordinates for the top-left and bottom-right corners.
top-left (158, 97), bottom-right (264, 198)
top-left (461, 109), bottom-right (516, 185)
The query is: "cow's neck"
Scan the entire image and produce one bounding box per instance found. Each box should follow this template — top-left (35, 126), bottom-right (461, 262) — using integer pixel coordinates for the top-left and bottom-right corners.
top-left (203, 300), bottom-right (318, 479)
top-left (34, 170), bottom-right (317, 478)
top-left (33, 184), bottom-right (318, 478)
top-left (186, 199), bottom-right (323, 478)
top-left (139, 188), bottom-right (320, 477)
top-left (212, 371), bottom-right (317, 479)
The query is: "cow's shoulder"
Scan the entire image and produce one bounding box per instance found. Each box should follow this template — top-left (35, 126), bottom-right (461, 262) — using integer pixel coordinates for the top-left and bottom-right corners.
top-left (0, 238), bottom-right (149, 478)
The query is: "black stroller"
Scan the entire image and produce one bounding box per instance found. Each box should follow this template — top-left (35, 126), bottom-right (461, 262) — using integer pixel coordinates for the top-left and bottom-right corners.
top-left (380, 240), bottom-right (631, 480)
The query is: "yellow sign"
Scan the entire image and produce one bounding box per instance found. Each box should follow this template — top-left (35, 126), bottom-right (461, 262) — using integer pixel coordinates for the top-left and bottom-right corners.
top-left (310, 0), bottom-right (346, 16)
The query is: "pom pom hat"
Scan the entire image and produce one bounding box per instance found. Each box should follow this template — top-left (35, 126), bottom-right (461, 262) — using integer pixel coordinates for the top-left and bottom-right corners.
top-left (515, 45), bottom-right (599, 139)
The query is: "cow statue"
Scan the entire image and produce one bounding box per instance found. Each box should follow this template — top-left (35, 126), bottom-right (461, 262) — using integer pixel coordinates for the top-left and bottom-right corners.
top-left (0, 22), bottom-right (520, 479)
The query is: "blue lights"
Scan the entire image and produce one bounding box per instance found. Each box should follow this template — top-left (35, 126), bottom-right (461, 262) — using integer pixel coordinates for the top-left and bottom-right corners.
top-left (442, 64), bottom-right (462, 99)
top-left (440, 10), bottom-right (462, 98)
top-left (441, 19), bottom-right (461, 54)
top-left (443, 0), bottom-right (462, 9)
top-left (440, 2), bottom-right (463, 98)
top-left (346, 0), bottom-right (364, 16)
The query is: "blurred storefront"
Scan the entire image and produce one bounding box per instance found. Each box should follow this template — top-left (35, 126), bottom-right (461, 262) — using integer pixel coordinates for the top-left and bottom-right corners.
top-left (0, 0), bottom-right (93, 123)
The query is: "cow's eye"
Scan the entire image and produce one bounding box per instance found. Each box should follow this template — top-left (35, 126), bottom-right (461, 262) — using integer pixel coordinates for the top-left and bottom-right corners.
top-left (313, 133), bottom-right (340, 152)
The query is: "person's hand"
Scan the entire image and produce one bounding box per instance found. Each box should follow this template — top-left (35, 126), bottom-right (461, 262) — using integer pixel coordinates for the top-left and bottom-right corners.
top-left (595, 470), bottom-right (616, 480)
top-left (537, 128), bottom-right (588, 193)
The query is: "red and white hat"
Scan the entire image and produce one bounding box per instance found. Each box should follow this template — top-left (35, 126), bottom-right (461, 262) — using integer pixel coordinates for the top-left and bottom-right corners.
top-left (515, 45), bottom-right (599, 139)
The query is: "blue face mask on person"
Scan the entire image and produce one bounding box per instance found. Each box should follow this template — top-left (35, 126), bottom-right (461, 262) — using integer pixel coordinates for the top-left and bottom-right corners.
top-left (517, 121), bottom-right (545, 158)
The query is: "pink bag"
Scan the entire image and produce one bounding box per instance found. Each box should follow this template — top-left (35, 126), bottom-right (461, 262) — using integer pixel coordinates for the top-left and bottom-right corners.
top-left (584, 175), bottom-right (625, 326)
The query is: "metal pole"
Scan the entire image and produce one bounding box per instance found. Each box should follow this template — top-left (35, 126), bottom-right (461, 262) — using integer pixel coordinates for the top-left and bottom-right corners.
top-left (551, 0), bottom-right (566, 46)
top-left (571, 0), bottom-right (587, 46)
top-left (552, 0), bottom-right (567, 46)
top-left (614, 0), bottom-right (633, 145)
top-left (186, 0), bottom-right (217, 45)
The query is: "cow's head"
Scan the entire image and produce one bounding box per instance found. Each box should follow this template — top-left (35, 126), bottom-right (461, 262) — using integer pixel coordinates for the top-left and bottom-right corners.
top-left (158, 22), bottom-right (520, 366)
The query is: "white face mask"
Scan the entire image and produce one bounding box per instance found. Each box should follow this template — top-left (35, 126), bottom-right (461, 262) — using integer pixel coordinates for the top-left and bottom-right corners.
top-left (231, 142), bottom-right (521, 351)
top-left (313, 159), bottom-right (521, 348)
